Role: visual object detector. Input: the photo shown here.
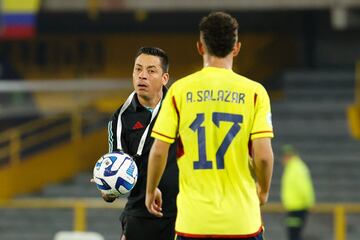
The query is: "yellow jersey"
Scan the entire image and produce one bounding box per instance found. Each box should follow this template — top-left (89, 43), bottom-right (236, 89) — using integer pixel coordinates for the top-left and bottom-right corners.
top-left (281, 155), bottom-right (315, 211)
top-left (152, 67), bottom-right (274, 237)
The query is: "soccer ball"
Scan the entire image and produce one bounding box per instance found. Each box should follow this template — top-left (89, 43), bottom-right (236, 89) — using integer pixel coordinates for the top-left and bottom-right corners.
top-left (93, 152), bottom-right (138, 196)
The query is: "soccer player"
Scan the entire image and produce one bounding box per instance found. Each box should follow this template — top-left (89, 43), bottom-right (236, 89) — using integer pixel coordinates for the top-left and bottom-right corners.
top-left (104, 47), bottom-right (179, 240)
top-left (145, 12), bottom-right (274, 239)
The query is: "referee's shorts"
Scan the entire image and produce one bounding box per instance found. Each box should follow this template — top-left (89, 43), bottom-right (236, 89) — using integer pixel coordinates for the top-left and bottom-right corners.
top-left (121, 214), bottom-right (176, 240)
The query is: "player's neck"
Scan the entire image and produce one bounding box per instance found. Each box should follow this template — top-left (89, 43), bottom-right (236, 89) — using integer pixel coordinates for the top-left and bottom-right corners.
top-left (203, 54), bottom-right (233, 70)
top-left (137, 92), bottom-right (163, 109)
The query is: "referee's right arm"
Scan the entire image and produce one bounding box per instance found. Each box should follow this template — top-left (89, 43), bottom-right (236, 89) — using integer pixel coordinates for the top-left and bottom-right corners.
top-left (100, 112), bottom-right (119, 203)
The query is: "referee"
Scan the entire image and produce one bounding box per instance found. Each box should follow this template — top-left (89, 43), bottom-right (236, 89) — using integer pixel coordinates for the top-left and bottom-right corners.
top-left (104, 47), bottom-right (178, 240)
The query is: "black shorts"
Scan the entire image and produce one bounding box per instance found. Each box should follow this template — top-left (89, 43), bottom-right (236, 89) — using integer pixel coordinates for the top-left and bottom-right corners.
top-left (121, 214), bottom-right (176, 240)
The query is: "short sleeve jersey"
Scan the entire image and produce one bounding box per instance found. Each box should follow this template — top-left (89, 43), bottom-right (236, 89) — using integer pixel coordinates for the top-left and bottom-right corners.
top-left (152, 67), bottom-right (274, 237)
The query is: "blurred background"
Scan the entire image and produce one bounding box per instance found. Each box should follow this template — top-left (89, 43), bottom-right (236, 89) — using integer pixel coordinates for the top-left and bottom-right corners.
top-left (0, 0), bottom-right (360, 239)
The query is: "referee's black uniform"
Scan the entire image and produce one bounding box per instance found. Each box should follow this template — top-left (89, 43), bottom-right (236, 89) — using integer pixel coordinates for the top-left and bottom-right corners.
top-left (108, 88), bottom-right (178, 240)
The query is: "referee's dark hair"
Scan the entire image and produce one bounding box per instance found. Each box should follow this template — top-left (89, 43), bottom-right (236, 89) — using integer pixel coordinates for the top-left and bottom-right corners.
top-left (136, 47), bottom-right (169, 73)
top-left (199, 12), bottom-right (239, 58)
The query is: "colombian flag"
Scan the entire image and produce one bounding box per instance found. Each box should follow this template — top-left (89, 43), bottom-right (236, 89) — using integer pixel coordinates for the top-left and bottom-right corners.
top-left (0, 0), bottom-right (40, 39)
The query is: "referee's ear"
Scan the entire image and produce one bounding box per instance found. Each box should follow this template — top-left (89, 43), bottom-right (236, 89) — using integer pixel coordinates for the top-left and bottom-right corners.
top-left (161, 72), bottom-right (169, 86)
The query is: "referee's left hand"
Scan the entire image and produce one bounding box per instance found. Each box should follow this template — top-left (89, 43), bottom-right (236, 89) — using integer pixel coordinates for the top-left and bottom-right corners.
top-left (145, 187), bottom-right (163, 217)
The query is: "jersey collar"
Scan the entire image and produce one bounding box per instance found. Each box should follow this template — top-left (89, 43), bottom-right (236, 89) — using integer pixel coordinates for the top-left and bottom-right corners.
top-left (130, 86), bottom-right (168, 112)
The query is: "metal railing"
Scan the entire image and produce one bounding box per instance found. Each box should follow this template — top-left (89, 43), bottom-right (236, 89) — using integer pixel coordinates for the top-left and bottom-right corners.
top-left (0, 80), bottom-right (132, 167)
top-left (0, 106), bottom-right (111, 168)
top-left (262, 202), bottom-right (360, 240)
top-left (0, 113), bottom-right (75, 167)
top-left (0, 199), bottom-right (359, 240)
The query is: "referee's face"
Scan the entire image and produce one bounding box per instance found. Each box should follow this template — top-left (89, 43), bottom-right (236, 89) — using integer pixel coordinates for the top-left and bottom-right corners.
top-left (133, 54), bottom-right (169, 103)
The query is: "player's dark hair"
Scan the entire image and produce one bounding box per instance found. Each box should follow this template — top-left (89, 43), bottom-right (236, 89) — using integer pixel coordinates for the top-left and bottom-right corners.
top-left (199, 12), bottom-right (239, 58)
top-left (136, 47), bottom-right (169, 73)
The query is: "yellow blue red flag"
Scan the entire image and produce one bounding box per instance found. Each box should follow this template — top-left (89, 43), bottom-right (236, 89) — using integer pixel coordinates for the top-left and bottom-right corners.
top-left (0, 0), bottom-right (40, 39)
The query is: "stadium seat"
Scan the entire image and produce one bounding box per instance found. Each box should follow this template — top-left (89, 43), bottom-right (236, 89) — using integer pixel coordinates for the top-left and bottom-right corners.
top-left (53, 231), bottom-right (104, 240)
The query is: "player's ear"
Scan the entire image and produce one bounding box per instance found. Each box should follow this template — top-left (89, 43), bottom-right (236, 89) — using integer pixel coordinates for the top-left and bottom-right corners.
top-left (232, 42), bottom-right (241, 57)
top-left (197, 41), bottom-right (205, 56)
top-left (162, 72), bottom-right (169, 86)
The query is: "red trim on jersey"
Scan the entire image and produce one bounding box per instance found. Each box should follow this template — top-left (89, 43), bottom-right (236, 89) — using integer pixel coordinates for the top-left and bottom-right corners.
top-left (172, 96), bottom-right (180, 125)
top-left (172, 96), bottom-right (180, 117)
top-left (152, 130), bottom-right (175, 140)
top-left (251, 130), bottom-right (273, 136)
top-left (176, 136), bottom-right (184, 158)
top-left (248, 139), bottom-right (253, 158)
top-left (176, 226), bottom-right (263, 239)
top-left (171, 94), bottom-right (181, 138)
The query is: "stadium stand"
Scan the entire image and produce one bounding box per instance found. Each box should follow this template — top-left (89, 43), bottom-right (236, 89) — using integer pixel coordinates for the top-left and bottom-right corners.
top-left (1, 2), bottom-right (360, 239)
top-left (271, 70), bottom-right (360, 202)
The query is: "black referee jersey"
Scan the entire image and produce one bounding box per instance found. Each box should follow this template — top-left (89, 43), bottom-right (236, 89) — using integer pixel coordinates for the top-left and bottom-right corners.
top-left (108, 88), bottom-right (178, 218)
